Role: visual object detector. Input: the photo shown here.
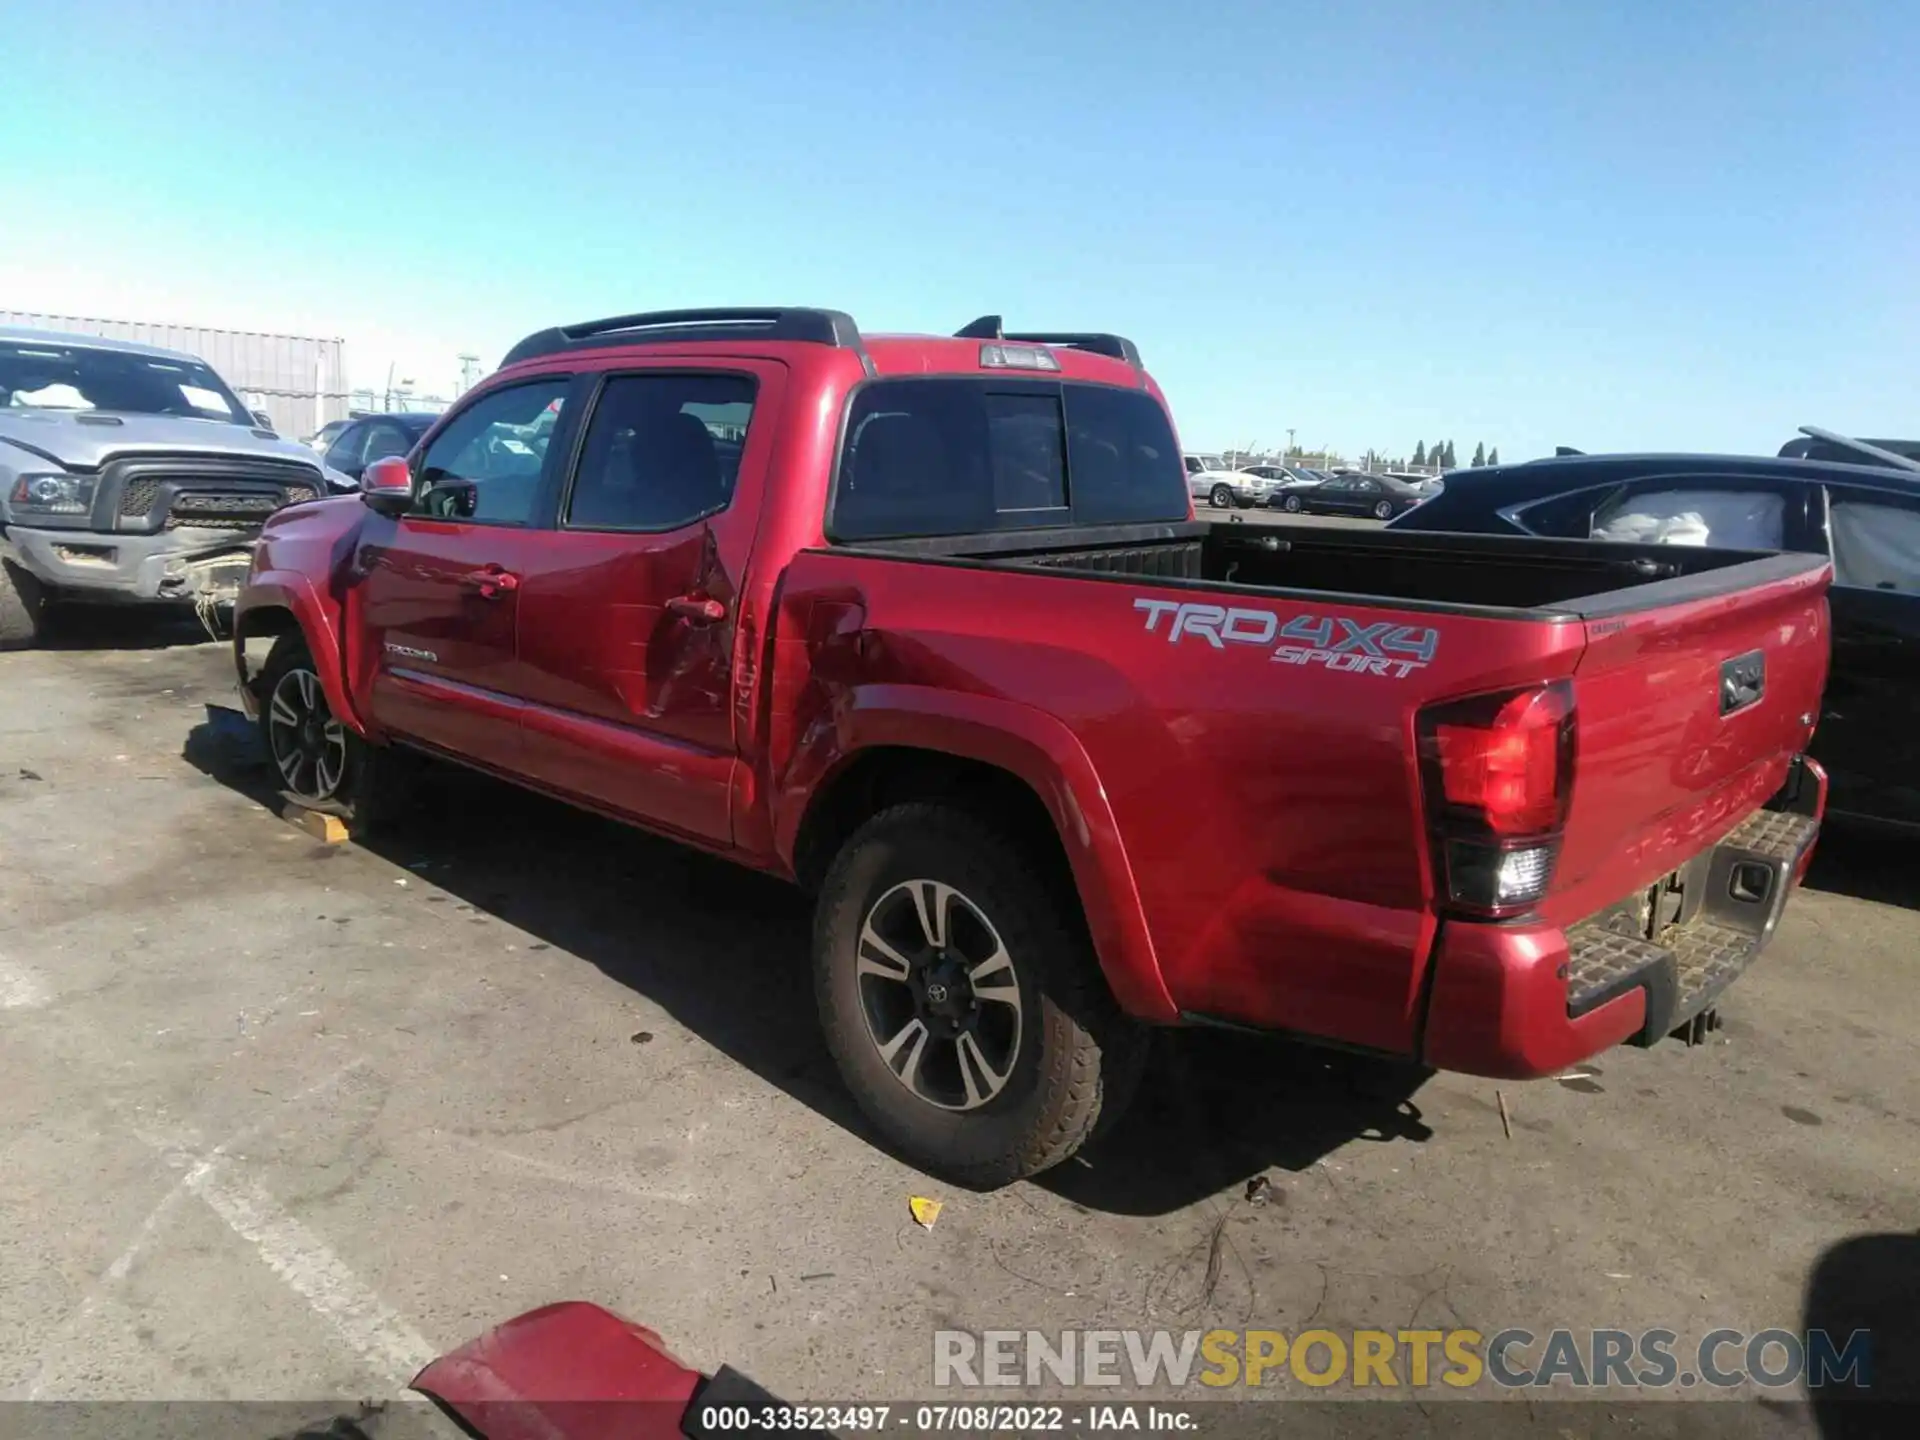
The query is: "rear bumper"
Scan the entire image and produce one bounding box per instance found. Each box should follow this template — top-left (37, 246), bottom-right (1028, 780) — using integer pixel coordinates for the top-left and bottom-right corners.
top-left (2, 524), bottom-right (258, 603)
top-left (1422, 759), bottom-right (1826, 1080)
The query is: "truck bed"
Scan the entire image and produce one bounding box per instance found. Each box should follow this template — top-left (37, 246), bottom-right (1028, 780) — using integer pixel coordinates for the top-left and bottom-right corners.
top-left (837, 518), bottom-right (1824, 617)
top-left (789, 517), bottom-right (1830, 1059)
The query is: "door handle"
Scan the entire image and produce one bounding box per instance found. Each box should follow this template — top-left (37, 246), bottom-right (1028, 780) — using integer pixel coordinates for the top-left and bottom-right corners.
top-left (460, 567), bottom-right (520, 599)
top-left (666, 594), bottom-right (727, 622)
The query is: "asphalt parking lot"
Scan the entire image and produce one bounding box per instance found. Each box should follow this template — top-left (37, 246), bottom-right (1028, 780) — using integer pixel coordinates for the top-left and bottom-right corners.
top-left (2, 610), bottom-right (1916, 1426)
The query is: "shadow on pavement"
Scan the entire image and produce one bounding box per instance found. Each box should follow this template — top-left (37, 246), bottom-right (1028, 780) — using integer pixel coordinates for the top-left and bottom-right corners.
top-left (1802, 820), bottom-right (1920, 913)
top-left (39, 602), bottom-right (215, 651)
top-left (184, 722), bottom-right (1436, 1213)
top-left (1039, 1031), bottom-right (1433, 1216)
top-left (1801, 1231), bottom-right (1920, 1436)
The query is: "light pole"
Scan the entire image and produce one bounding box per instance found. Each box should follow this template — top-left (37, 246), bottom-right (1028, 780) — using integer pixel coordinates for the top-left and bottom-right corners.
top-left (1286, 427), bottom-right (1296, 460)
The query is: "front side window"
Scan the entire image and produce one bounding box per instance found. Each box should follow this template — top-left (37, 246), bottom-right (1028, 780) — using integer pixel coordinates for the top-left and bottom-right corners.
top-left (323, 422), bottom-right (369, 473)
top-left (831, 379), bottom-right (1187, 541)
top-left (363, 423), bottom-right (414, 464)
top-left (414, 379), bottom-right (570, 526)
top-left (565, 373), bottom-right (756, 531)
top-left (1829, 489), bottom-right (1920, 593)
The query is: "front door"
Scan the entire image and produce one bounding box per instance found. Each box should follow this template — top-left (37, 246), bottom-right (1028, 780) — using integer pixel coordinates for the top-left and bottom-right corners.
top-left (351, 377), bottom-right (574, 774)
top-left (509, 364), bottom-right (784, 847)
top-left (1819, 485), bottom-right (1920, 826)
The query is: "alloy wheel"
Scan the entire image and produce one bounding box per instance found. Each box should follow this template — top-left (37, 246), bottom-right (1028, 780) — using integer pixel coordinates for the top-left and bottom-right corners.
top-left (268, 666), bottom-right (349, 802)
top-left (855, 879), bottom-right (1024, 1111)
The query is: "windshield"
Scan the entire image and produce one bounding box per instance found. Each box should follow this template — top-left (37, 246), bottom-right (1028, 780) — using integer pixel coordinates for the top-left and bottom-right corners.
top-left (0, 340), bottom-right (251, 424)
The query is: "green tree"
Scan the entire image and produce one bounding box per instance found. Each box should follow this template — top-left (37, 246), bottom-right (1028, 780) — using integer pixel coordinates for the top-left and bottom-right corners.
top-left (1471, 441), bottom-right (1486, 467)
top-left (1488, 446), bottom-right (1500, 465)
top-left (1441, 440), bottom-right (1457, 468)
top-left (1412, 440), bottom-right (1427, 467)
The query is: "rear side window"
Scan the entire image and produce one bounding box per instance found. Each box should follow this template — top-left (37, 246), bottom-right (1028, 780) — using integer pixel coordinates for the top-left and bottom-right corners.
top-left (828, 379), bottom-right (1187, 541)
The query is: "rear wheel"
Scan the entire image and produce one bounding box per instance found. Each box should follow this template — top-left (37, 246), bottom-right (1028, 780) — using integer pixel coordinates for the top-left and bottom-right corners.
top-left (0, 562), bottom-right (47, 650)
top-left (813, 803), bottom-right (1146, 1187)
top-left (1282, 493), bottom-right (1303, 513)
top-left (1373, 500), bottom-right (1393, 520)
top-left (1209, 484), bottom-right (1234, 509)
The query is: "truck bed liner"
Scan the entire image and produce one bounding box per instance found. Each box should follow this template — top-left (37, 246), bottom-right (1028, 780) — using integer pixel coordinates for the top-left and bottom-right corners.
top-left (836, 519), bottom-right (1827, 619)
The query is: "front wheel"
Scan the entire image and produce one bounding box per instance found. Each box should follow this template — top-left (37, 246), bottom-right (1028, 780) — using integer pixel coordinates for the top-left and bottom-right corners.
top-left (257, 633), bottom-right (413, 831)
top-left (1373, 500), bottom-right (1393, 520)
top-left (262, 635), bottom-right (356, 809)
top-left (1209, 484), bottom-right (1234, 509)
top-left (1282, 494), bottom-right (1303, 513)
top-left (813, 804), bottom-right (1145, 1187)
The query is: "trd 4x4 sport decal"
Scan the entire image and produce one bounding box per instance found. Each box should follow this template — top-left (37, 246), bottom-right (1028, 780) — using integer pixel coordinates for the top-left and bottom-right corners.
top-left (1133, 597), bottom-right (1439, 677)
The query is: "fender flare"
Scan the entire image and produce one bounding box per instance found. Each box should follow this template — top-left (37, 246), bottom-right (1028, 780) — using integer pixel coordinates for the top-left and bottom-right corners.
top-left (232, 573), bottom-right (366, 735)
top-left (776, 684), bottom-right (1176, 1022)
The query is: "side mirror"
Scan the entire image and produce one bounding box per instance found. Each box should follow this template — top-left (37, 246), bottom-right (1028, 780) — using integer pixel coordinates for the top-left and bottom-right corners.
top-left (251, 409), bottom-right (276, 431)
top-left (360, 455), bottom-right (414, 516)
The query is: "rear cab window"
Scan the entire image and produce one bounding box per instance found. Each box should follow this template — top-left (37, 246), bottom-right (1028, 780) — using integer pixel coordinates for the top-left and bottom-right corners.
top-left (828, 379), bottom-right (1189, 541)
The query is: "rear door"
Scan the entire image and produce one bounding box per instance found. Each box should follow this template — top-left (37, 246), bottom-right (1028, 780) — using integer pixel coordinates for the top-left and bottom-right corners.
top-left (1819, 483), bottom-right (1920, 825)
top-left (507, 362), bottom-right (786, 847)
top-left (351, 377), bottom-right (575, 773)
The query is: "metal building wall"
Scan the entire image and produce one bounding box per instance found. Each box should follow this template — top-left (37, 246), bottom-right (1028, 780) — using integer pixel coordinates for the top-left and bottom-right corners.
top-left (0, 310), bottom-right (348, 439)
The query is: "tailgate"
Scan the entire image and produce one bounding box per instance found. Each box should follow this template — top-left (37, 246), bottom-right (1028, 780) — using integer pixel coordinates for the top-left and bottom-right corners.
top-left (1545, 554), bottom-right (1830, 925)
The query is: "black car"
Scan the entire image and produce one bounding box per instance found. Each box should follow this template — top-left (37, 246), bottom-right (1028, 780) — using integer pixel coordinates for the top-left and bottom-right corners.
top-left (1271, 472), bottom-right (1424, 519)
top-left (318, 412), bottom-right (441, 491)
top-left (1389, 431), bottom-right (1920, 829)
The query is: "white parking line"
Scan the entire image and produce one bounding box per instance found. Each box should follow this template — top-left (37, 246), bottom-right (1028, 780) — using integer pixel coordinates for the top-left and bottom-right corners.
top-left (18, 1059), bottom-right (435, 1399)
top-left (176, 1158), bottom-right (437, 1386)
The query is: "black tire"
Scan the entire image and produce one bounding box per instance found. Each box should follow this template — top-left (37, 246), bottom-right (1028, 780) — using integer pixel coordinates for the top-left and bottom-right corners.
top-left (1282, 494), bottom-right (1303, 513)
top-left (1373, 500), bottom-right (1393, 520)
top-left (1209, 484), bottom-right (1234, 509)
top-left (258, 633), bottom-right (411, 833)
top-left (813, 803), bottom-right (1147, 1188)
top-left (0, 561), bottom-right (47, 650)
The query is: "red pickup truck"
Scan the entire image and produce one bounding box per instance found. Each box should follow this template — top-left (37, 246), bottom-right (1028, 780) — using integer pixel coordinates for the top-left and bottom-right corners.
top-left (234, 307), bottom-right (1831, 1187)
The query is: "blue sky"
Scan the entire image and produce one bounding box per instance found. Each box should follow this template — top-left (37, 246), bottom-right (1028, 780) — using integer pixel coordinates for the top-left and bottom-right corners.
top-left (2, 0), bottom-right (1915, 461)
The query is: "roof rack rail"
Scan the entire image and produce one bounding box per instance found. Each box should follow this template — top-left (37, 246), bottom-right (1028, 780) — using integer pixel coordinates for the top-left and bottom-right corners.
top-left (501, 307), bottom-right (867, 368)
top-left (953, 315), bottom-right (1143, 366)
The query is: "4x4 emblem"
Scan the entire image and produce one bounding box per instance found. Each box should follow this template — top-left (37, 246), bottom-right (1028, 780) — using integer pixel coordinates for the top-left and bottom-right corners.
top-left (1133, 598), bottom-right (1439, 677)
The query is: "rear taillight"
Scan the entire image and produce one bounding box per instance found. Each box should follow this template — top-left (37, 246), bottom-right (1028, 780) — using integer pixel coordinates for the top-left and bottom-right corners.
top-left (1417, 681), bottom-right (1576, 917)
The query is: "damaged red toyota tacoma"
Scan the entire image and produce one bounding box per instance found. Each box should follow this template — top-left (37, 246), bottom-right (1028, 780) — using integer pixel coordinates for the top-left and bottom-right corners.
top-left (233, 307), bottom-right (1831, 1186)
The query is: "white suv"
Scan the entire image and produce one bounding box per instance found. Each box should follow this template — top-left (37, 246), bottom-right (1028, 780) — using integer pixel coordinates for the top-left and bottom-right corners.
top-left (1183, 454), bottom-right (1276, 509)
